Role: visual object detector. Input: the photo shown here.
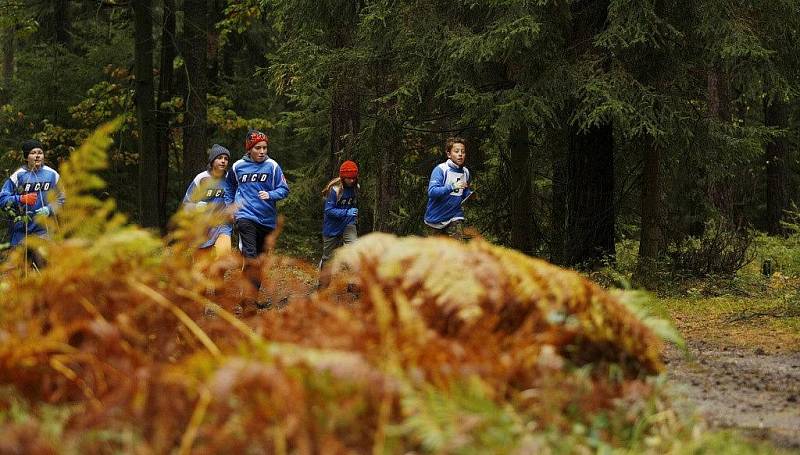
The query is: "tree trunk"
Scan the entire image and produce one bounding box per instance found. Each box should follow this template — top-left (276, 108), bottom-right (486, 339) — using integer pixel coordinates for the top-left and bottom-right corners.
top-left (707, 67), bottom-right (731, 121)
top-left (509, 123), bottom-right (534, 255)
top-left (1, 25), bottom-right (13, 104)
top-left (706, 66), bottom-right (741, 222)
top-left (565, 122), bottom-right (615, 267)
top-left (635, 135), bottom-right (663, 286)
top-left (563, 0), bottom-right (614, 267)
top-left (220, 30), bottom-right (238, 81)
top-left (372, 120), bottom-right (398, 232)
top-left (329, 80), bottom-right (361, 178)
top-left (182, 0), bottom-right (208, 185)
top-left (208, 0), bottom-right (227, 88)
top-left (326, 2), bottom-right (362, 179)
top-left (155, 0), bottom-right (177, 231)
top-left (54, 0), bottom-right (70, 47)
top-left (764, 97), bottom-right (790, 235)
top-left (549, 126), bottom-right (568, 265)
top-left (133, 0), bottom-right (160, 228)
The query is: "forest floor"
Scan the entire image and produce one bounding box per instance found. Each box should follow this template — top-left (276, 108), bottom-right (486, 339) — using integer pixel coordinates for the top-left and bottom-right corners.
top-left (658, 295), bottom-right (800, 450)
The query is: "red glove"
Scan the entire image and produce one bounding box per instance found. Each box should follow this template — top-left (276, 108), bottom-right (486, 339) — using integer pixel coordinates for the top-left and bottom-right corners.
top-left (19, 193), bottom-right (37, 206)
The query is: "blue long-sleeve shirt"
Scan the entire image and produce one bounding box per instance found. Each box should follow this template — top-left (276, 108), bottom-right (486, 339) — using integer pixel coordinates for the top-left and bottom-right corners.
top-left (424, 159), bottom-right (472, 228)
top-left (226, 155), bottom-right (289, 229)
top-left (0, 165), bottom-right (64, 245)
top-left (322, 184), bottom-right (357, 237)
top-left (182, 170), bottom-right (233, 248)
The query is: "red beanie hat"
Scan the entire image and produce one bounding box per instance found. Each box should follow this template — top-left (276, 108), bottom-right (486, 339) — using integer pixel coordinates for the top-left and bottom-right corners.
top-left (339, 160), bottom-right (359, 179)
top-left (245, 130), bottom-right (269, 151)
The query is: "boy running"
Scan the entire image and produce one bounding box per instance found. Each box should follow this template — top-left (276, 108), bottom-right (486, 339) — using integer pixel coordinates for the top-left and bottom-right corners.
top-left (423, 137), bottom-right (473, 239)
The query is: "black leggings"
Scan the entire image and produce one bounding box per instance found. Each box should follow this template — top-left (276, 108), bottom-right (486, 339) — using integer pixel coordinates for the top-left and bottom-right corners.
top-left (236, 219), bottom-right (273, 258)
top-left (235, 219), bottom-right (273, 292)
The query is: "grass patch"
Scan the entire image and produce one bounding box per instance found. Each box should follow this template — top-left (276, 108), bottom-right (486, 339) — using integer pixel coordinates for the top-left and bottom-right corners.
top-left (588, 234), bottom-right (800, 352)
top-left (675, 429), bottom-right (795, 455)
top-left (649, 296), bottom-right (800, 352)
top-left (647, 295), bottom-right (800, 352)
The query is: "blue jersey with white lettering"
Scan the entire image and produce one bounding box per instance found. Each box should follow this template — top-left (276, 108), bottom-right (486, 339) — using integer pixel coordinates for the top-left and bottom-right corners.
top-left (182, 170), bottom-right (233, 248)
top-left (424, 160), bottom-right (472, 228)
top-left (226, 155), bottom-right (289, 229)
top-left (0, 165), bottom-right (65, 245)
top-left (322, 184), bottom-right (357, 237)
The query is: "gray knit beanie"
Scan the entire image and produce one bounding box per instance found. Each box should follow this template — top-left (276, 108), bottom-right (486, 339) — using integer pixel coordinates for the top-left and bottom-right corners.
top-left (208, 144), bottom-right (230, 164)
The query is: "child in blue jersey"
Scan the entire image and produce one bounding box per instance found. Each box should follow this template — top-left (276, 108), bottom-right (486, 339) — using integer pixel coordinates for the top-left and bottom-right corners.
top-left (319, 160), bottom-right (359, 268)
top-left (424, 137), bottom-right (473, 239)
top-left (226, 130), bottom-right (290, 302)
top-left (182, 144), bottom-right (233, 256)
top-left (0, 139), bottom-right (65, 267)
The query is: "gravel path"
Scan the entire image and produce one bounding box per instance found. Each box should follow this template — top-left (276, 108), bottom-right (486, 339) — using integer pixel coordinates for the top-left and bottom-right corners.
top-left (666, 340), bottom-right (800, 449)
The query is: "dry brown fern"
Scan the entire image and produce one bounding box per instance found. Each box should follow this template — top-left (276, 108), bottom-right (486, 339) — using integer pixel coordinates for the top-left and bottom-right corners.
top-left (324, 233), bottom-right (663, 376)
top-left (252, 234), bottom-right (671, 438)
top-left (0, 122), bottom-right (679, 453)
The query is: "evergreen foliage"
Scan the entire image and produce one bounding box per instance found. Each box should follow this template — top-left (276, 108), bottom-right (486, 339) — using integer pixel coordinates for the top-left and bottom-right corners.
top-left (1, 0), bottom-right (797, 268)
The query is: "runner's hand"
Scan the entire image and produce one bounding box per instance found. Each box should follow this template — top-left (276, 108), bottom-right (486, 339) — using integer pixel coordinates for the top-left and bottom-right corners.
top-left (451, 180), bottom-right (466, 191)
top-left (347, 208), bottom-right (358, 217)
top-left (196, 201), bottom-right (207, 208)
top-left (258, 191), bottom-right (270, 200)
top-left (35, 206), bottom-right (50, 217)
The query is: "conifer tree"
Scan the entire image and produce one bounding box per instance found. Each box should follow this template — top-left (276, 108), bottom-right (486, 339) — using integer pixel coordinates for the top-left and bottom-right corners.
top-left (133, 0), bottom-right (160, 228)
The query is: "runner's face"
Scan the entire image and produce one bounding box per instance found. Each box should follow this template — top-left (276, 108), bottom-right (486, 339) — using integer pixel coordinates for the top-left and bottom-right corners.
top-left (249, 141), bottom-right (268, 162)
top-left (447, 143), bottom-right (466, 167)
top-left (27, 148), bottom-right (44, 170)
top-left (342, 177), bottom-right (356, 187)
top-left (212, 154), bottom-right (229, 175)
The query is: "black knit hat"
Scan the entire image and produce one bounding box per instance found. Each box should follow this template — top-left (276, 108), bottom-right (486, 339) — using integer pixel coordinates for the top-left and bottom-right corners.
top-left (208, 144), bottom-right (230, 164)
top-left (21, 139), bottom-right (44, 157)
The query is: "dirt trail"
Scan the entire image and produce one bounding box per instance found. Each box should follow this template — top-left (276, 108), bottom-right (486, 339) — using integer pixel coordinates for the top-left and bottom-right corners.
top-left (666, 339), bottom-right (800, 448)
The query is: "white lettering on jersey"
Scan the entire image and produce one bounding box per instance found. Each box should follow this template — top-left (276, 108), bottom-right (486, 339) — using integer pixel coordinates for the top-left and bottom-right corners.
top-left (239, 173), bottom-right (272, 183)
top-left (204, 188), bottom-right (225, 199)
top-left (20, 182), bottom-right (51, 193)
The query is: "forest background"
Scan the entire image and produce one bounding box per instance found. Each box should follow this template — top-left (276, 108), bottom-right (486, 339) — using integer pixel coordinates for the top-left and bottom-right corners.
top-left (0, 0), bottom-right (798, 288)
top-left (1, 1), bottom-right (800, 452)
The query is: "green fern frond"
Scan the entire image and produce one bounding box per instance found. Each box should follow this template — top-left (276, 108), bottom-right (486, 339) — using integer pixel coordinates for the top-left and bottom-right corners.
top-left (615, 290), bottom-right (686, 350)
top-left (51, 118), bottom-right (126, 241)
top-left (398, 377), bottom-right (523, 454)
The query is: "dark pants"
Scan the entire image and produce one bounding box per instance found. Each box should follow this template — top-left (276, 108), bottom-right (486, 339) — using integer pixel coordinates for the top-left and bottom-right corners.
top-left (236, 219), bottom-right (273, 293)
top-left (236, 219), bottom-right (273, 259)
top-left (27, 248), bottom-right (46, 270)
top-left (318, 224), bottom-right (358, 288)
top-left (426, 220), bottom-right (466, 241)
top-left (319, 224), bottom-right (358, 268)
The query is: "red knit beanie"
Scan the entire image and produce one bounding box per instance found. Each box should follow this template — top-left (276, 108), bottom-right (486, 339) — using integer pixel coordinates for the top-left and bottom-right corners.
top-left (339, 160), bottom-right (359, 179)
top-left (245, 130), bottom-right (269, 151)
